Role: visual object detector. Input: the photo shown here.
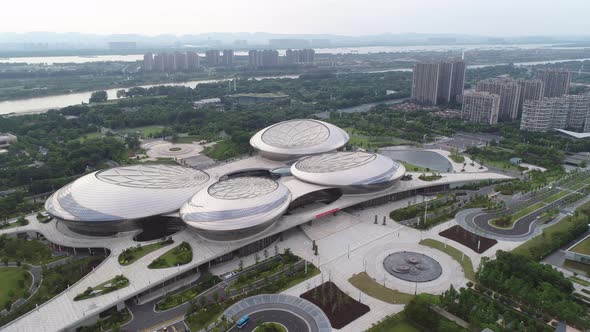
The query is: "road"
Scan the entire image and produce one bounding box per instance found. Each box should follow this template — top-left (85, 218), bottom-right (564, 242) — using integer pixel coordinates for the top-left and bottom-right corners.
top-left (227, 309), bottom-right (309, 332)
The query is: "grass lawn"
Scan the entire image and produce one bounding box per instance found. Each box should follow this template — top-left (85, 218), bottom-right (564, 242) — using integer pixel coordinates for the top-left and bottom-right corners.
top-left (0, 237), bottom-right (63, 265)
top-left (570, 237), bottom-right (590, 256)
top-left (118, 240), bottom-right (173, 266)
top-left (563, 259), bottom-right (590, 276)
top-left (185, 302), bottom-right (228, 331)
top-left (0, 268), bottom-right (31, 308)
top-left (569, 276), bottom-right (590, 287)
top-left (74, 275), bottom-right (129, 301)
top-left (148, 242), bottom-right (192, 269)
top-left (419, 239), bottom-right (476, 281)
top-left (543, 190), bottom-right (569, 204)
top-left (156, 273), bottom-right (220, 311)
top-left (512, 217), bottom-right (573, 257)
top-left (117, 125), bottom-right (164, 137)
top-left (349, 272), bottom-right (414, 304)
top-left (511, 201), bottom-right (546, 221)
top-left (368, 311), bottom-right (426, 332)
top-left (400, 161), bottom-right (429, 172)
top-left (202, 140), bottom-right (241, 160)
top-left (78, 132), bottom-right (104, 142)
top-left (175, 135), bottom-right (203, 144)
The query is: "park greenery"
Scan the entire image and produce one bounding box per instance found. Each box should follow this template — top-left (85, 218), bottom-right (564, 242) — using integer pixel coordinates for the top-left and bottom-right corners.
top-left (0, 256), bottom-right (105, 327)
top-left (349, 272), bottom-right (414, 304)
top-left (477, 251), bottom-right (589, 329)
top-left (148, 241), bottom-right (192, 269)
top-left (155, 273), bottom-right (220, 311)
top-left (0, 267), bottom-right (32, 312)
top-left (78, 307), bottom-right (132, 332)
top-left (513, 200), bottom-right (590, 260)
top-left (0, 235), bottom-right (60, 265)
top-left (74, 274), bottom-right (129, 301)
top-left (390, 196), bottom-right (458, 222)
top-left (118, 237), bottom-right (173, 265)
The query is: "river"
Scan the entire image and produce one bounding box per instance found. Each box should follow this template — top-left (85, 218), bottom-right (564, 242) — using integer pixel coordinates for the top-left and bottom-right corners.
top-left (1, 57), bottom-right (590, 116)
top-left (0, 43), bottom-right (573, 65)
top-left (0, 75), bottom-right (299, 116)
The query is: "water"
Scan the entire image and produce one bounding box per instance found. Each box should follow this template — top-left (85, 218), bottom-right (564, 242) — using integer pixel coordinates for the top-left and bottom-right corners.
top-left (380, 149), bottom-right (453, 172)
top-left (2, 56), bottom-right (590, 116)
top-left (0, 43), bottom-right (573, 64)
top-left (0, 75), bottom-right (299, 115)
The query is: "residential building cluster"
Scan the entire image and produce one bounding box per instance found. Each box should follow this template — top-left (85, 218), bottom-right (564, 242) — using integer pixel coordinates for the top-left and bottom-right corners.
top-left (248, 49), bottom-right (314, 68)
top-left (460, 69), bottom-right (578, 127)
top-left (143, 51), bottom-right (201, 72)
top-left (411, 60), bottom-right (465, 105)
top-left (520, 94), bottom-right (590, 132)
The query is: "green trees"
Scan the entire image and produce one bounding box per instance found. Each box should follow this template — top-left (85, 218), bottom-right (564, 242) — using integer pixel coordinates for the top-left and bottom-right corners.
top-left (89, 90), bottom-right (108, 103)
top-left (476, 251), bottom-right (588, 329)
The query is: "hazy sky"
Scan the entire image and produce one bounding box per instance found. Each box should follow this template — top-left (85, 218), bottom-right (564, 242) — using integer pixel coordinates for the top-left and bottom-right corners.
top-left (3, 0), bottom-right (589, 36)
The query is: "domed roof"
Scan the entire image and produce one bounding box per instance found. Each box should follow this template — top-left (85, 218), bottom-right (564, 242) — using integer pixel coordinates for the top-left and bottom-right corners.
top-left (45, 165), bottom-right (210, 222)
top-left (250, 119), bottom-right (349, 160)
top-left (181, 177), bottom-right (291, 239)
top-left (290, 152), bottom-right (405, 188)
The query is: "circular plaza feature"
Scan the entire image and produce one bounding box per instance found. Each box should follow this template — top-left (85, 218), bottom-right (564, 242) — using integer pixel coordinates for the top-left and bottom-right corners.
top-left (224, 294), bottom-right (331, 332)
top-left (141, 140), bottom-right (204, 160)
top-left (250, 119), bottom-right (349, 160)
top-left (290, 152), bottom-right (406, 193)
top-left (181, 177), bottom-right (291, 241)
top-left (383, 251), bottom-right (442, 282)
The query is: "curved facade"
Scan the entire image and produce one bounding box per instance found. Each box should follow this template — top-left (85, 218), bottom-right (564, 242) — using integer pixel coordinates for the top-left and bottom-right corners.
top-left (180, 177), bottom-right (291, 241)
top-left (45, 165), bottom-right (210, 234)
top-left (249, 119), bottom-right (349, 160)
top-left (290, 152), bottom-right (406, 193)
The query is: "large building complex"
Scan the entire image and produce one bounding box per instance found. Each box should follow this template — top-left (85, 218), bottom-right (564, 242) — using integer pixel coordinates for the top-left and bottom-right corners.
top-left (5, 118), bottom-right (510, 332)
top-left (285, 49), bottom-right (315, 65)
top-left (205, 50), bottom-right (221, 66)
top-left (411, 60), bottom-right (465, 105)
top-left (461, 91), bottom-right (500, 125)
top-left (520, 95), bottom-right (590, 132)
top-left (538, 68), bottom-right (571, 97)
top-left (0, 132), bottom-right (17, 148)
top-left (476, 79), bottom-right (521, 121)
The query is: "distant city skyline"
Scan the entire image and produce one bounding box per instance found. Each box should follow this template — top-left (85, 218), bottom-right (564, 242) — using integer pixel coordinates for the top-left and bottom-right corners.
top-left (2, 0), bottom-right (590, 37)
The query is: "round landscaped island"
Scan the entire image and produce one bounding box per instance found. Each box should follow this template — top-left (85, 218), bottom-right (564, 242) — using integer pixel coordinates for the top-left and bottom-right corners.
top-left (253, 322), bottom-right (288, 332)
top-left (383, 251), bottom-right (442, 282)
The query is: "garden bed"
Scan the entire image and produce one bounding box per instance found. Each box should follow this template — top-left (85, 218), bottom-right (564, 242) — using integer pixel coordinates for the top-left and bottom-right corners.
top-left (74, 275), bottom-right (129, 301)
top-left (118, 238), bottom-right (173, 265)
top-left (300, 281), bottom-right (370, 329)
top-left (349, 272), bottom-right (414, 304)
top-left (439, 225), bottom-right (497, 254)
top-left (148, 241), bottom-right (192, 269)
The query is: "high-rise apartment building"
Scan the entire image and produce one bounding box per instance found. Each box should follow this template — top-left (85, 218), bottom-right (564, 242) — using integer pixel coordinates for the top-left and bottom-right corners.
top-left (521, 95), bottom-right (590, 132)
top-left (222, 50), bottom-right (234, 66)
top-left (165, 53), bottom-right (177, 71)
top-left (248, 50), bottom-right (279, 68)
top-left (538, 69), bottom-right (571, 97)
top-left (285, 49), bottom-right (315, 65)
top-left (187, 51), bottom-right (200, 70)
top-left (461, 92), bottom-right (500, 125)
top-left (175, 52), bottom-right (188, 71)
top-left (411, 62), bottom-right (440, 105)
top-left (143, 53), bottom-right (154, 72)
top-left (476, 79), bottom-right (521, 121)
top-left (516, 79), bottom-right (544, 116)
top-left (411, 60), bottom-right (465, 105)
top-left (205, 50), bottom-right (220, 66)
top-left (154, 53), bottom-right (166, 72)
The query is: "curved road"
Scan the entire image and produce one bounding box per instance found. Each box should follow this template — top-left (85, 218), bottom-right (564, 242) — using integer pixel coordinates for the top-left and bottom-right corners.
top-left (229, 302), bottom-right (318, 332)
top-left (228, 309), bottom-right (309, 332)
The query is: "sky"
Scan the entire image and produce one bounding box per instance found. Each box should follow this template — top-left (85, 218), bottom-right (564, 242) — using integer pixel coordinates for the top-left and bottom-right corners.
top-left (2, 0), bottom-right (589, 37)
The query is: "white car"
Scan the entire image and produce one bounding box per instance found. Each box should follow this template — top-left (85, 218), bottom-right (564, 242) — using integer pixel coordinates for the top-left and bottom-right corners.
top-left (223, 271), bottom-right (237, 280)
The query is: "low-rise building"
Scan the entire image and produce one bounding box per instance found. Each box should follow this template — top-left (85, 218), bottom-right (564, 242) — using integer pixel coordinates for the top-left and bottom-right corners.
top-left (225, 92), bottom-right (290, 105)
top-left (0, 133), bottom-right (17, 148)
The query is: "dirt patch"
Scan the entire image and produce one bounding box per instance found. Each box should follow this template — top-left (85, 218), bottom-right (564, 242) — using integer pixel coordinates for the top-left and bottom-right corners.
top-left (439, 225), bottom-right (497, 253)
top-left (300, 281), bottom-right (369, 329)
top-left (169, 147), bottom-right (182, 151)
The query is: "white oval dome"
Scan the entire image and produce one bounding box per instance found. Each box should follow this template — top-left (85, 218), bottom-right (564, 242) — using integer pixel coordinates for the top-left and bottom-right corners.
top-left (249, 119), bottom-right (349, 160)
top-left (290, 152), bottom-right (405, 192)
top-left (45, 165), bottom-right (210, 222)
top-left (181, 177), bottom-right (291, 240)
